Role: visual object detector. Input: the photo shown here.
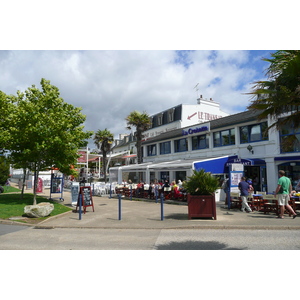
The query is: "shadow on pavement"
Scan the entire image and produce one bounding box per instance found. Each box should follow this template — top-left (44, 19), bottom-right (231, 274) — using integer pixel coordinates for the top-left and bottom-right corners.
top-left (155, 240), bottom-right (247, 250)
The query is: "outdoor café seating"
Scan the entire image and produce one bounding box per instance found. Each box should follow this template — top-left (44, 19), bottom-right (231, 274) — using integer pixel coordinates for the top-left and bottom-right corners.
top-left (251, 193), bottom-right (265, 211)
top-left (263, 195), bottom-right (279, 215)
top-left (112, 183), bottom-right (187, 201)
top-left (230, 192), bottom-right (241, 209)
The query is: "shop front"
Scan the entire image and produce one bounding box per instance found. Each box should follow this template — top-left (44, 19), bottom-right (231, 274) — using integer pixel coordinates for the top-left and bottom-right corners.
top-left (275, 156), bottom-right (300, 191)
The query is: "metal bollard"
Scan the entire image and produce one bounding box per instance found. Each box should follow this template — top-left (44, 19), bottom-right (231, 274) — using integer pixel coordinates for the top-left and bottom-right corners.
top-left (160, 193), bottom-right (164, 221)
top-left (118, 193), bottom-right (122, 220)
top-left (79, 194), bottom-right (82, 220)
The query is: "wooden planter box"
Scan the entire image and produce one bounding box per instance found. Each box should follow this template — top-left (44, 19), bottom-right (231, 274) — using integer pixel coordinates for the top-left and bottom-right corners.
top-left (187, 194), bottom-right (217, 220)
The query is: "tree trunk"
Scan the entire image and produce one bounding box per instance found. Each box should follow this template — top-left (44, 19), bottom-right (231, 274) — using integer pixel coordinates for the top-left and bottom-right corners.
top-left (136, 139), bottom-right (142, 164)
top-left (33, 166), bottom-right (39, 205)
top-left (20, 168), bottom-right (26, 201)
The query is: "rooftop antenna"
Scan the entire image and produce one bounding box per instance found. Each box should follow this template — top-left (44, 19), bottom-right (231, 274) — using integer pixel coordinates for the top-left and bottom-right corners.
top-left (193, 83), bottom-right (199, 99)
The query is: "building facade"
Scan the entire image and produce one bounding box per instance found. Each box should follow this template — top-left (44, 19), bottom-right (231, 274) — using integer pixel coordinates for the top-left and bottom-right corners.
top-left (110, 98), bottom-right (300, 194)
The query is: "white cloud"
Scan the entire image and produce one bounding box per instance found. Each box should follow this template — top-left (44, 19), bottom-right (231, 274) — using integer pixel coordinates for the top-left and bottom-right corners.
top-left (0, 50), bottom-right (272, 148)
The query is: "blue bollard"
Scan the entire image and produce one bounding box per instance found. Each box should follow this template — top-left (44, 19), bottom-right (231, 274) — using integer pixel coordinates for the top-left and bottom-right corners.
top-left (109, 184), bottom-right (112, 199)
top-left (118, 193), bottom-right (122, 220)
top-left (160, 193), bottom-right (164, 221)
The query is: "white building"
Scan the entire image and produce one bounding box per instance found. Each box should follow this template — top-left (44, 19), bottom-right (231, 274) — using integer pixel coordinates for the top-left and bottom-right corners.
top-left (110, 99), bottom-right (300, 194)
top-left (144, 95), bottom-right (229, 141)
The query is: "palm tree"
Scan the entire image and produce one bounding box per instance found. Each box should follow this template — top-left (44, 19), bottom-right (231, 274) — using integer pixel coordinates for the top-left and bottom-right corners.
top-left (93, 128), bottom-right (114, 183)
top-left (247, 50), bottom-right (300, 151)
top-left (125, 111), bottom-right (151, 164)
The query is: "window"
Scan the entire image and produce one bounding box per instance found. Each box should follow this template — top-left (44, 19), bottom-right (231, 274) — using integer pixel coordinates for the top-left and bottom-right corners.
top-left (147, 144), bottom-right (157, 156)
top-left (192, 134), bottom-right (209, 150)
top-left (160, 141), bottom-right (171, 155)
top-left (280, 122), bottom-right (300, 153)
top-left (168, 108), bottom-right (175, 123)
top-left (213, 128), bottom-right (235, 147)
top-left (239, 122), bottom-right (268, 143)
top-left (174, 138), bottom-right (188, 152)
top-left (157, 113), bottom-right (163, 126)
top-left (149, 117), bottom-right (153, 129)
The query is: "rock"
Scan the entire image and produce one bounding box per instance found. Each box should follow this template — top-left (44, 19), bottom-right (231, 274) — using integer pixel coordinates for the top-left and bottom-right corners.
top-left (24, 202), bottom-right (54, 218)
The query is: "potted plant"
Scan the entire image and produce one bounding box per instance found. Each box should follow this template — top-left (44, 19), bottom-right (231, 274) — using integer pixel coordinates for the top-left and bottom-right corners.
top-left (183, 169), bottom-right (219, 220)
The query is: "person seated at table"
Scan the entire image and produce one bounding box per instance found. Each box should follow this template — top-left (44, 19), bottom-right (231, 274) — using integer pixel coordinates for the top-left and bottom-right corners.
top-left (136, 182), bottom-right (144, 197)
top-left (177, 180), bottom-right (183, 189)
top-left (161, 180), bottom-right (171, 199)
top-left (171, 180), bottom-right (178, 190)
top-left (172, 181), bottom-right (182, 199)
top-left (153, 180), bottom-right (160, 199)
top-left (247, 179), bottom-right (254, 197)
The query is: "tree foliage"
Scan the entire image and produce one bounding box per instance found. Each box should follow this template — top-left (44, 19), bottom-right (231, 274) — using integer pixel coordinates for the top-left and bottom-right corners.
top-left (93, 128), bottom-right (114, 183)
top-left (0, 156), bottom-right (10, 185)
top-left (125, 110), bottom-right (151, 164)
top-left (247, 50), bottom-right (300, 150)
top-left (3, 78), bottom-right (93, 204)
top-left (0, 91), bottom-right (15, 151)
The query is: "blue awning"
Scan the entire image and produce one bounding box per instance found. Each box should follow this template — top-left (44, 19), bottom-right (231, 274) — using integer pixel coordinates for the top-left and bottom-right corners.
top-left (274, 156), bottom-right (300, 161)
top-left (226, 157), bottom-right (266, 166)
top-left (193, 155), bottom-right (266, 174)
top-left (193, 156), bottom-right (232, 174)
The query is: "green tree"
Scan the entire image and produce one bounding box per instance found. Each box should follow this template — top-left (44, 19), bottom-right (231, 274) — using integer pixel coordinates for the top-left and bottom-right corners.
top-left (0, 156), bottom-right (10, 185)
top-left (247, 50), bottom-right (300, 151)
top-left (0, 91), bottom-right (15, 152)
top-left (6, 78), bottom-right (93, 204)
top-left (125, 111), bottom-right (151, 164)
top-left (93, 128), bottom-right (114, 183)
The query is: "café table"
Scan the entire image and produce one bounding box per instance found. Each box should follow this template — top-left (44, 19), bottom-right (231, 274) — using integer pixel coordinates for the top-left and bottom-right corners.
top-left (251, 194), bottom-right (264, 211)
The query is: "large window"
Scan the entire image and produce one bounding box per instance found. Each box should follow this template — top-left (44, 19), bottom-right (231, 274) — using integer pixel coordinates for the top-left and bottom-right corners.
top-left (280, 123), bottom-right (300, 153)
top-left (147, 144), bottom-right (157, 156)
top-left (240, 122), bottom-right (268, 143)
top-left (213, 128), bottom-right (235, 147)
top-left (160, 141), bottom-right (171, 155)
top-left (192, 134), bottom-right (209, 150)
top-left (174, 138), bottom-right (188, 152)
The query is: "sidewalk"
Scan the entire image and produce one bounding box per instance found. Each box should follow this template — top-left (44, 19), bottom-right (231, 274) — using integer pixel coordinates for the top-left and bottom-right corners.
top-left (34, 188), bottom-right (300, 230)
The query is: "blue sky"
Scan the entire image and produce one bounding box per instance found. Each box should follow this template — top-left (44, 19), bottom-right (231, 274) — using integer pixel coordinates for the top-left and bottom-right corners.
top-left (0, 50), bottom-right (275, 148)
top-left (1, 1), bottom-right (293, 149)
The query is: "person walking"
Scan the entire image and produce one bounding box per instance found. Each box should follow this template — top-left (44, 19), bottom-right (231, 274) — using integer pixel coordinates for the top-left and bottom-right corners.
top-left (274, 170), bottom-right (297, 219)
top-left (238, 176), bottom-right (252, 212)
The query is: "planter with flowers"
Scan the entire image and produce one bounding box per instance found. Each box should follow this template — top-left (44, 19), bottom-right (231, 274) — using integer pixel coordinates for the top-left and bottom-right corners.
top-left (183, 169), bottom-right (219, 220)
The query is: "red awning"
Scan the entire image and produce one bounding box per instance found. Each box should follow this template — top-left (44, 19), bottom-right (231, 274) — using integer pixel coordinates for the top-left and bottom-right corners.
top-left (122, 154), bottom-right (137, 159)
top-left (88, 157), bottom-right (100, 162)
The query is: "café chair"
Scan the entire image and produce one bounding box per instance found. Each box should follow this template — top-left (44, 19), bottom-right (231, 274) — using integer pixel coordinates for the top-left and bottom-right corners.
top-left (164, 186), bottom-right (172, 200)
top-left (230, 192), bottom-right (241, 209)
top-left (263, 197), bottom-right (279, 215)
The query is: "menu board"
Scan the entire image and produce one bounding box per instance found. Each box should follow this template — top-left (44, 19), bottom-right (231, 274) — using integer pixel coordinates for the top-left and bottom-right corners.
top-left (51, 175), bottom-right (63, 193)
top-left (76, 186), bottom-right (94, 213)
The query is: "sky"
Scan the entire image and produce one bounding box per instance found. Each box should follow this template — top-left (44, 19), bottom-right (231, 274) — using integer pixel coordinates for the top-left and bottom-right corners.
top-left (0, 50), bottom-right (275, 149)
top-left (1, 1), bottom-right (297, 152)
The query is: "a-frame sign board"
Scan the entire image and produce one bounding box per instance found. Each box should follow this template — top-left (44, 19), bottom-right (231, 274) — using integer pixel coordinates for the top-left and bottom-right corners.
top-left (76, 186), bottom-right (95, 214)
